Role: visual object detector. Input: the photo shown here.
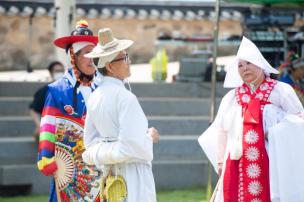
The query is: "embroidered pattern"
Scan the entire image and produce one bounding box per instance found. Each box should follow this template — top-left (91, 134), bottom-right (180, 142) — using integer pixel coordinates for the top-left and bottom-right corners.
top-left (251, 198), bottom-right (262, 202)
top-left (64, 105), bottom-right (77, 116)
top-left (246, 163), bottom-right (261, 178)
top-left (245, 147), bottom-right (260, 161)
top-left (255, 92), bottom-right (264, 100)
top-left (242, 94), bottom-right (251, 103)
top-left (239, 86), bottom-right (247, 93)
top-left (245, 129), bottom-right (259, 144)
top-left (259, 83), bottom-right (269, 91)
top-left (248, 181), bottom-right (263, 196)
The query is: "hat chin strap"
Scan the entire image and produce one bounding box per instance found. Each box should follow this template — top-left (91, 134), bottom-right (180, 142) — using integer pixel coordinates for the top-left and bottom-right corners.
top-left (69, 46), bottom-right (95, 86)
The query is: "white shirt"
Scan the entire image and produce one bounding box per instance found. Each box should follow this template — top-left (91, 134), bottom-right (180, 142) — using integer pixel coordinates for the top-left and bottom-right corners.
top-left (83, 76), bottom-right (156, 202)
top-left (83, 76), bottom-right (153, 167)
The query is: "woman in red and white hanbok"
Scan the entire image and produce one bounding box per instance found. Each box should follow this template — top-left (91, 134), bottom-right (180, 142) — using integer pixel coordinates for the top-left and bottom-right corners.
top-left (199, 36), bottom-right (304, 202)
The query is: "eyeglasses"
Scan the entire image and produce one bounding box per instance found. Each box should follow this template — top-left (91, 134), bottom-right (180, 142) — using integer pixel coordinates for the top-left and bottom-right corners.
top-left (92, 54), bottom-right (129, 68)
top-left (111, 54), bottom-right (129, 63)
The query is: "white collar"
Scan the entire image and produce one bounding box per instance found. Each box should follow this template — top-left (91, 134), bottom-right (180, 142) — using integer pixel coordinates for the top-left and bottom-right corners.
top-left (103, 76), bottom-right (125, 88)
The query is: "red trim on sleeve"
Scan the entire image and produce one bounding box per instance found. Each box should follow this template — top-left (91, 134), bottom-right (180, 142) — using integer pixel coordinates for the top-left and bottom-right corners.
top-left (38, 140), bottom-right (55, 153)
top-left (41, 161), bottom-right (58, 176)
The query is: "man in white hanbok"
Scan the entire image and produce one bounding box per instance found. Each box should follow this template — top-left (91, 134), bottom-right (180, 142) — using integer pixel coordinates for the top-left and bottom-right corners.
top-left (82, 28), bottom-right (160, 202)
top-left (198, 36), bottom-right (304, 202)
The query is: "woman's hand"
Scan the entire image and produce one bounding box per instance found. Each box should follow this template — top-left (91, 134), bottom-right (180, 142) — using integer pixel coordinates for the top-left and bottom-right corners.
top-left (148, 127), bottom-right (160, 143)
top-left (218, 162), bottom-right (223, 176)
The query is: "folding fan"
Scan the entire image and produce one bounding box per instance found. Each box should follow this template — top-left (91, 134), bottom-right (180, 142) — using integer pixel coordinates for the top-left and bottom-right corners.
top-left (55, 143), bottom-right (75, 190)
top-left (54, 118), bottom-right (101, 201)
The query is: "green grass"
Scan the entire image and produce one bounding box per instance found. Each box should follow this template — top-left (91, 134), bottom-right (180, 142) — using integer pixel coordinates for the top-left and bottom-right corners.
top-left (0, 195), bottom-right (48, 202)
top-left (157, 187), bottom-right (207, 202)
top-left (0, 188), bottom-right (207, 202)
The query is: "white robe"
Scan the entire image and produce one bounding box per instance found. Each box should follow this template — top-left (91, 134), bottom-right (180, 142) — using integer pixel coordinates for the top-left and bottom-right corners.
top-left (82, 76), bottom-right (156, 202)
top-left (198, 81), bottom-right (304, 202)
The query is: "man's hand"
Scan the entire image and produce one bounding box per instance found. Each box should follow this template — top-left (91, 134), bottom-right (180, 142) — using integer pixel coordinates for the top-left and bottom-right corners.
top-left (148, 127), bottom-right (160, 143)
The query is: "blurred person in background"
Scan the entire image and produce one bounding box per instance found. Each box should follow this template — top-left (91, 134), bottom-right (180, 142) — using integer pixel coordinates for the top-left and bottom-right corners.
top-left (279, 57), bottom-right (304, 105)
top-left (29, 61), bottom-right (64, 142)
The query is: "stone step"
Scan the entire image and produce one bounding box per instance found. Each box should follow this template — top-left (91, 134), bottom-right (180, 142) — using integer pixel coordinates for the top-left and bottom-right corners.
top-left (0, 117), bottom-right (35, 137)
top-left (154, 135), bottom-right (206, 161)
top-left (132, 82), bottom-right (227, 98)
top-left (0, 96), bottom-right (220, 116)
top-left (0, 116), bottom-right (209, 137)
top-left (0, 161), bottom-right (218, 194)
top-left (0, 82), bottom-right (45, 97)
top-left (0, 164), bottom-right (37, 186)
top-left (0, 82), bottom-right (227, 98)
top-left (152, 160), bottom-right (218, 189)
top-left (140, 97), bottom-right (221, 116)
top-left (0, 164), bottom-right (51, 194)
top-left (149, 116), bottom-right (209, 135)
top-left (0, 136), bottom-right (206, 165)
top-left (0, 97), bottom-right (32, 116)
top-left (0, 137), bottom-right (37, 165)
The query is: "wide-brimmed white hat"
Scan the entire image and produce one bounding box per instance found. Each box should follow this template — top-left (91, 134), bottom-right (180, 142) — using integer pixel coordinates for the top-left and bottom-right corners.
top-left (85, 28), bottom-right (133, 68)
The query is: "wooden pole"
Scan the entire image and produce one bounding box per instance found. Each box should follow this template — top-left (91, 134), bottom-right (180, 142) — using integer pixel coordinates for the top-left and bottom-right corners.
top-left (27, 13), bottom-right (34, 72)
top-left (54, 0), bottom-right (76, 66)
top-left (55, 178), bottom-right (62, 202)
top-left (207, 0), bottom-right (220, 200)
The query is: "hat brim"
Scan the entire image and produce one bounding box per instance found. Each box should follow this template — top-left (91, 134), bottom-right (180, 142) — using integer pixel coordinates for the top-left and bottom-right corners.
top-left (85, 39), bottom-right (133, 58)
top-left (54, 35), bottom-right (98, 49)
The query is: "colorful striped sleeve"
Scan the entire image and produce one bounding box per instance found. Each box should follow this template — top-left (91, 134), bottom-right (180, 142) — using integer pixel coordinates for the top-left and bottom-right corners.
top-left (37, 89), bottom-right (58, 176)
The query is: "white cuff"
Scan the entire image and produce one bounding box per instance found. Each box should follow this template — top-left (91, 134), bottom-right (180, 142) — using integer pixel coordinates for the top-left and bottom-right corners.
top-left (82, 143), bottom-right (101, 165)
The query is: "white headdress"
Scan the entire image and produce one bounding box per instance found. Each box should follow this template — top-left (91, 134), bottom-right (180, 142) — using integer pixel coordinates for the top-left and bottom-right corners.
top-left (223, 36), bottom-right (279, 88)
